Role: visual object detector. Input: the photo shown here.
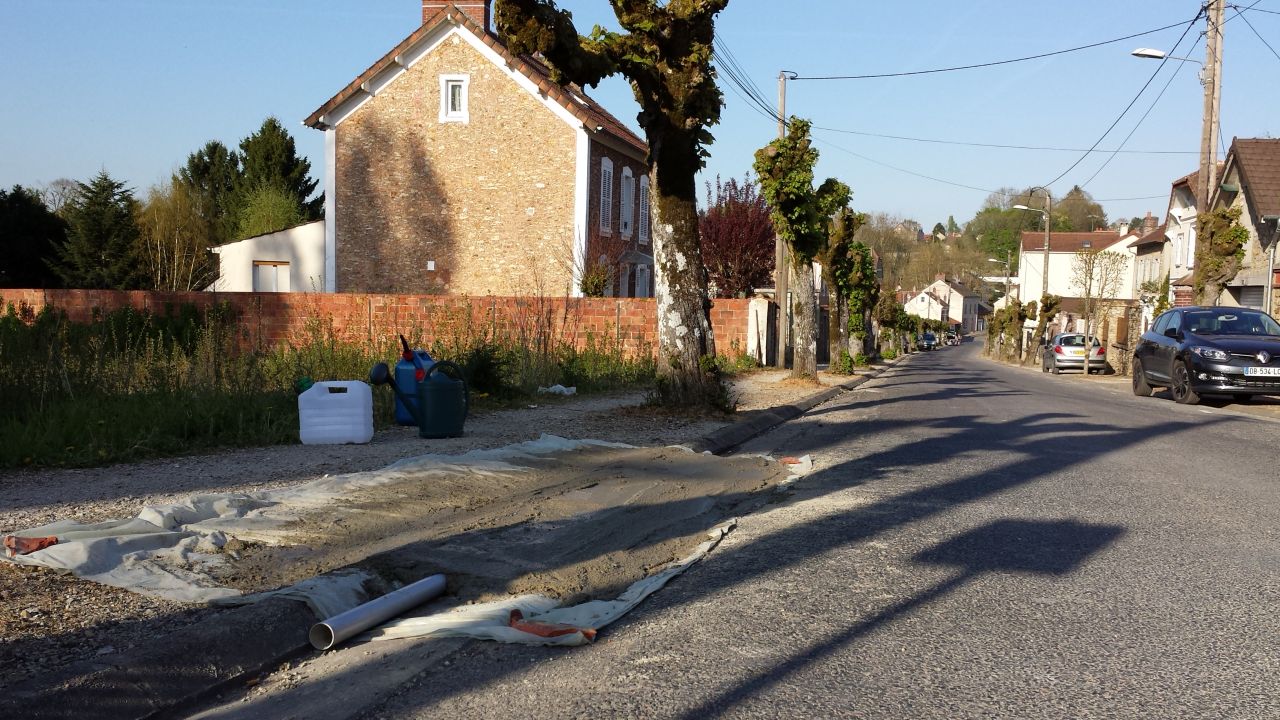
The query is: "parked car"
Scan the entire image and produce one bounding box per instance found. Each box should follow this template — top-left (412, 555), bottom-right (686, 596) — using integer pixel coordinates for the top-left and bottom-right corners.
top-left (1041, 332), bottom-right (1106, 374)
top-left (1133, 306), bottom-right (1280, 404)
top-left (920, 332), bottom-right (938, 351)
top-left (944, 331), bottom-right (960, 346)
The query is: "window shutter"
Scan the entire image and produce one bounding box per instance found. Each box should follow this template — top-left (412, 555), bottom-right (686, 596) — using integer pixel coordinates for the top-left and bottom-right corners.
top-left (620, 168), bottom-right (634, 236)
top-left (638, 176), bottom-right (650, 244)
top-left (599, 159), bottom-right (613, 233)
top-left (636, 265), bottom-right (650, 298)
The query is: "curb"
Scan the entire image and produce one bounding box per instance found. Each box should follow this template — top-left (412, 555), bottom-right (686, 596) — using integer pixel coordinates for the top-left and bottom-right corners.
top-left (1, 358), bottom-right (898, 720)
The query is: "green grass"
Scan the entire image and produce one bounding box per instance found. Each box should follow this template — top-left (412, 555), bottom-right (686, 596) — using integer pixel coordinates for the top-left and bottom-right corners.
top-left (0, 300), bottom-right (657, 469)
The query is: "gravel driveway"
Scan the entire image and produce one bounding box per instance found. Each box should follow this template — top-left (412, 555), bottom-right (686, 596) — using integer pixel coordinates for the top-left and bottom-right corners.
top-left (0, 370), bottom-right (848, 692)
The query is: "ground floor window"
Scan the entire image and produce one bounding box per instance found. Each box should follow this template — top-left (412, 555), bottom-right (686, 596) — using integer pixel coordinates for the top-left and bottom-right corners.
top-left (253, 261), bottom-right (290, 292)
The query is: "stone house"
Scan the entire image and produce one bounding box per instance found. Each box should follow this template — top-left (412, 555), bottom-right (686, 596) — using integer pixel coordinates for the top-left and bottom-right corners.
top-left (304, 0), bottom-right (652, 297)
top-left (1203, 138), bottom-right (1280, 313)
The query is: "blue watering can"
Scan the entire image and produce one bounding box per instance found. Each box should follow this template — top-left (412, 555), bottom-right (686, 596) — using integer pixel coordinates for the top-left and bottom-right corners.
top-left (369, 358), bottom-right (469, 439)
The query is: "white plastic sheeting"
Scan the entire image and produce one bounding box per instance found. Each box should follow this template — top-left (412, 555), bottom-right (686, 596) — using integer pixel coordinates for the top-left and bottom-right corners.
top-left (0, 436), bottom-right (632, 603)
top-left (363, 521), bottom-right (737, 646)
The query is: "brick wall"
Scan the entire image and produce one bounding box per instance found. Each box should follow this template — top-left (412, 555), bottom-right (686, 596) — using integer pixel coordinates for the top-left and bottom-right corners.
top-left (0, 290), bottom-right (750, 360)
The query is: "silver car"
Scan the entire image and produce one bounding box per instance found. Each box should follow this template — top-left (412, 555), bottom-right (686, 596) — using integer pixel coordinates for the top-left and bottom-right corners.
top-left (1041, 333), bottom-right (1106, 374)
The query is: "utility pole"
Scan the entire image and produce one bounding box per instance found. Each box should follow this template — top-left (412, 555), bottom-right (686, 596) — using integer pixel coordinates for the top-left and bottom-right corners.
top-left (1198, 0), bottom-right (1224, 207)
top-left (773, 71), bottom-right (793, 368)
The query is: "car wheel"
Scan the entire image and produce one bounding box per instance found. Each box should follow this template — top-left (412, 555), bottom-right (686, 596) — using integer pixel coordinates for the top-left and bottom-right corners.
top-left (1132, 359), bottom-right (1153, 397)
top-left (1171, 361), bottom-right (1201, 405)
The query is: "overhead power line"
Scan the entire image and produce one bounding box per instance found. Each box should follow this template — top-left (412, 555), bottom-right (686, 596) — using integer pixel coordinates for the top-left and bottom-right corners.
top-left (811, 125), bottom-right (1198, 155)
top-left (1234, 6), bottom-right (1280, 62)
top-left (790, 17), bottom-right (1200, 80)
top-left (1040, 11), bottom-right (1202, 188)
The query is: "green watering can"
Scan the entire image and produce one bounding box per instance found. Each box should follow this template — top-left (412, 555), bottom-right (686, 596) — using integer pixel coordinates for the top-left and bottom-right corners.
top-left (369, 360), bottom-right (469, 439)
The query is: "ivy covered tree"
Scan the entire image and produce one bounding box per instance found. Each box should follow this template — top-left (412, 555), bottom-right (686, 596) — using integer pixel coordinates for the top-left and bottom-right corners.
top-left (1025, 294), bottom-right (1060, 365)
top-left (0, 185), bottom-right (66, 288)
top-left (1193, 206), bottom-right (1249, 304)
top-left (699, 175), bottom-right (774, 298)
top-left (495, 0), bottom-right (728, 407)
top-left (236, 117), bottom-right (321, 227)
top-left (52, 171), bottom-right (145, 289)
top-left (754, 117), bottom-right (849, 379)
top-left (821, 208), bottom-right (873, 364)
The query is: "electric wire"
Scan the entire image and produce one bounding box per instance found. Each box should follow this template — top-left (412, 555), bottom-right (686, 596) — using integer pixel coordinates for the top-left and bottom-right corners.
top-left (790, 17), bottom-right (1199, 80)
top-left (810, 126), bottom-right (1198, 155)
top-left (1039, 11), bottom-right (1202, 189)
top-left (1234, 5), bottom-right (1280, 61)
top-left (1079, 38), bottom-right (1199, 190)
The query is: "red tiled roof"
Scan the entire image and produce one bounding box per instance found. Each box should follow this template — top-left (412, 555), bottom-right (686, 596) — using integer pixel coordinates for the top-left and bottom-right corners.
top-left (304, 4), bottom-right (646, 155)
top-left (1020, 230), bottom-right (1133, 253)
top-left (1129, 223), bottom-right (1167, 249)
top-left (1231, 138), bottom-right (1280, 220)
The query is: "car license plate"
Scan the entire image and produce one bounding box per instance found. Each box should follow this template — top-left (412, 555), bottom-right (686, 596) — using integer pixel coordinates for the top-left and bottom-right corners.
top-left (1069, 349), bottom-right (1084, 356)
top-left (1245, 367), bottom-right (1280, 376)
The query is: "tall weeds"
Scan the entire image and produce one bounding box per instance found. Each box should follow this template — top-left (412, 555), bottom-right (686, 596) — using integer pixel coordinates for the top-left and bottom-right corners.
top-left (0, 296), bottom-right (656, 469)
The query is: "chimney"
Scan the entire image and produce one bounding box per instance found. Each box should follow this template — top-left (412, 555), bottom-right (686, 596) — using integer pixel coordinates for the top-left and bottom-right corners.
top-left (1119, 221), bottom-right (1130, 237)
top-left (1142, 211), bottom-right (1158, 235)
top-left (423, 1), bottom-right (490, 31)
top-left (935, 273), bottom-right (947, 283)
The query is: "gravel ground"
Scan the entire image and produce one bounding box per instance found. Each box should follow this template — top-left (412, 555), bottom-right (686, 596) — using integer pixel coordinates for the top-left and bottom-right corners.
top-left (0, 370), bottom-right (845, 691)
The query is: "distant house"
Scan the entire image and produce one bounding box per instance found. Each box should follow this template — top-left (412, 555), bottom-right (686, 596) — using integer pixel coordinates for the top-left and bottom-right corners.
top-left (1016, 229), bottom-right (1138, 304)
top-left (208, 221), bottom-right (325, 292)
top-left (1129, 220), bottom-right (1167, 330)
top-left (904, 289), bottom-right (949, 324)
top-left (1203, 138), bottom-right (1280, 312)
top-left (304, 0), bottom-right (651, 297)
top-left (1164, 169), bottom-right (1205, 305)
top-left (919, 274), bottom-right (983, 332)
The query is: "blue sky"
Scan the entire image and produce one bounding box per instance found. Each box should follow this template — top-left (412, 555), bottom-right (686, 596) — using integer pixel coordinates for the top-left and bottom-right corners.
top-left (2, 0), bottom-right (1278, 228)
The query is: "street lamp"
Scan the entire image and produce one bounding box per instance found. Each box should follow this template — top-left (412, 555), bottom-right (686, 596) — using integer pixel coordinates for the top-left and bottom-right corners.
top-left (987, 251), bottom-right (1011, 309)
top-left (1012, 187), bottom-right (1052, 303)
top-left (1131, 48), bottom-right (1203, 66)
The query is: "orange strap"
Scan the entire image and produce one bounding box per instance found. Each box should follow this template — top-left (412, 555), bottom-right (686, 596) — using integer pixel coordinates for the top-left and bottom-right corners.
top-left (508, 609), bottom-right (597, 642)
top-left (3, 535), bottom-right (58, 557)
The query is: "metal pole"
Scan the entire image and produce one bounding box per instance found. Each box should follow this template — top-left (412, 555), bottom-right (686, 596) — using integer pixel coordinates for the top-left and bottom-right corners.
top-left (1003, 249), bottom-right (1011, 307)
top-left (1041, 191), bottom-right (1052, 301)
top-left (774, 71), bottom-right (789, 368)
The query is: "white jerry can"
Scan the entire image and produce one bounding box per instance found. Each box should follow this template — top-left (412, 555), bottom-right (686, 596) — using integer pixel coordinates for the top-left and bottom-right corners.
top-left (298, 380), bottom-right (375, 445)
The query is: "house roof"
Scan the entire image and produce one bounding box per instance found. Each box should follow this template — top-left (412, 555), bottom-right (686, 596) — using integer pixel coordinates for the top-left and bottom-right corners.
top-left (304, 3), bottom-right (647, 155)
top-left (1020, 230), bottom-right (1134, 253)
top-left (1229, 138), bottom-right (1280, 220)
top-left (1129, 223), bottom-right (1167, 249)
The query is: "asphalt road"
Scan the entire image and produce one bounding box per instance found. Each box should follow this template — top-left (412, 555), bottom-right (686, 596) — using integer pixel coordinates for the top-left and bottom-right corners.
top-left (199, 341), bottom-right (1280, 719)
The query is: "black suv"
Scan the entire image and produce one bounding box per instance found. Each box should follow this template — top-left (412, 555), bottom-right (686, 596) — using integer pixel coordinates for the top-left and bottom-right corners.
top-left (1132, 306), bottom-right (1280, 404)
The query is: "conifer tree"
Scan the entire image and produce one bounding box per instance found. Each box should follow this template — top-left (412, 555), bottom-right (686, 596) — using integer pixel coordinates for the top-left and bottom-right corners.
top-left (53, 171), bottom-right (145, 289)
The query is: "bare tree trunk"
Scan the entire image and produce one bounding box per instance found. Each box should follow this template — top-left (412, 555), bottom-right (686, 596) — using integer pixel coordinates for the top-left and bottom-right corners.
top-left (791, 260), bottom-right (817, 379)
top-left (651, 165), bottom-right (717, 400)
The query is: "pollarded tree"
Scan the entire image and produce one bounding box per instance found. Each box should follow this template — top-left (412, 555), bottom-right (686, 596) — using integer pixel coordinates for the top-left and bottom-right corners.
top-left (821, 208), bottom-right (873, 363)
top-left (699, 175), bottom-right (774, 298)
top-left (1193, 206), bottom-right (1249, 304)
top-left (52, 171), bottom-right (145, 289)
top-left (0, 185), bottom-right (66, 288)
top-left (495, 0), bottom-right (728, 407)
top-left (754, 117), bottom-right (850, 379)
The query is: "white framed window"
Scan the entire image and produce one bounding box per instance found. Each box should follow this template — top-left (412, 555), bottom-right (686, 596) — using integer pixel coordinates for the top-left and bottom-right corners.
top-left (253, 261), bottom-right (290, 292)
top-left (599, 158), bottom-right (613, 234)
top-left (620, 167), bottom-right (635, 237)
top-left (438, 74), bottom-right (469, 123)
top-left (636, 264), bottom-right (650, 298)
top-left (638, 175), bottom-right (650, 244)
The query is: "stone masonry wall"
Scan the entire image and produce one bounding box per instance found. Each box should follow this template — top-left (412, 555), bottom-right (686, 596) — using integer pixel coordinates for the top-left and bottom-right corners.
top-left (335, 29), bottom-right (578, 297)
top-left (0, 290), bottom-right (750, 361)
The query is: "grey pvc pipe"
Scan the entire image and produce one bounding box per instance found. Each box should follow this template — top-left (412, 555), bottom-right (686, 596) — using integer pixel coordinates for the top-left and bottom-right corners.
top-left (309, 573), bottom-right (447, 650)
